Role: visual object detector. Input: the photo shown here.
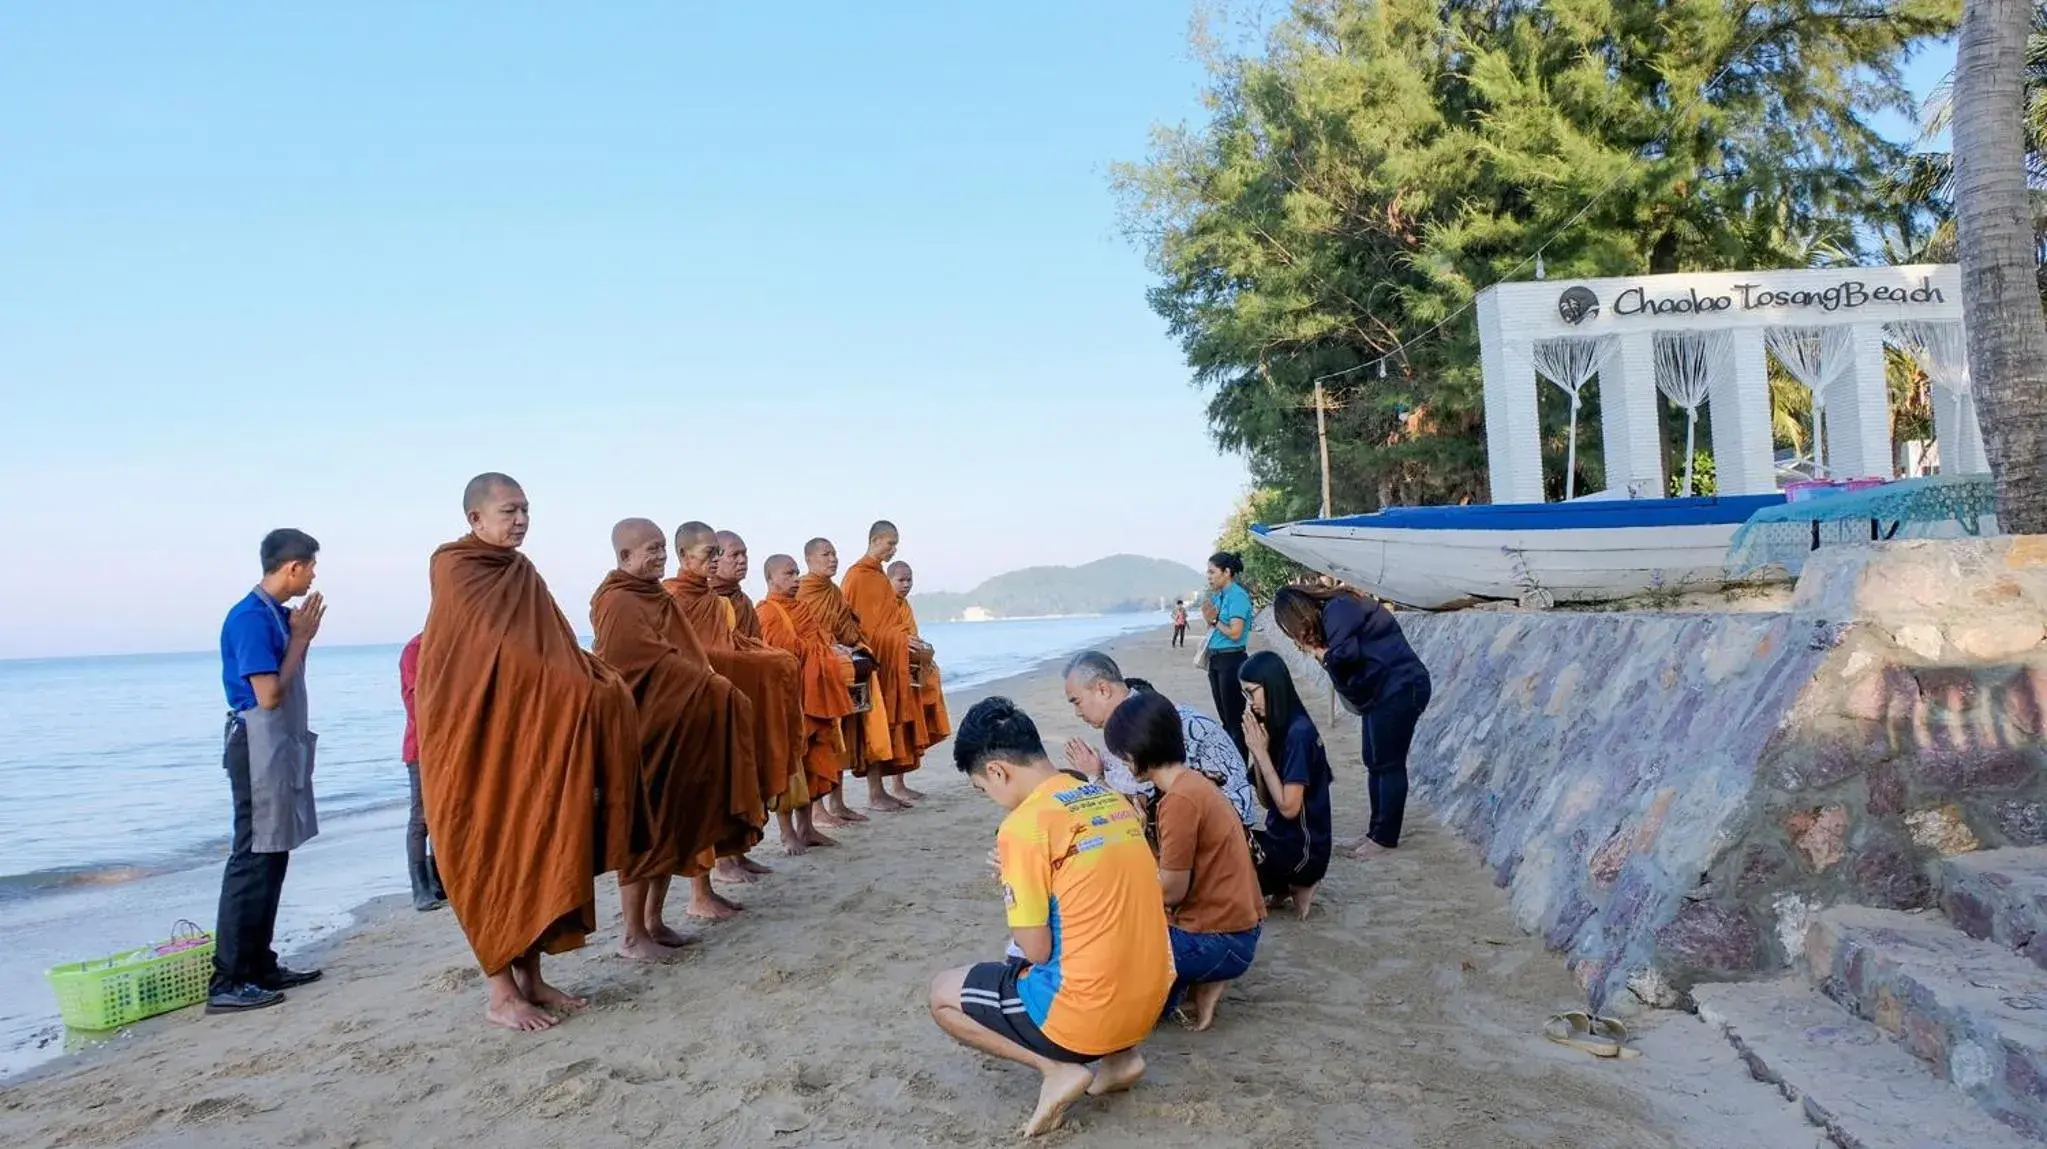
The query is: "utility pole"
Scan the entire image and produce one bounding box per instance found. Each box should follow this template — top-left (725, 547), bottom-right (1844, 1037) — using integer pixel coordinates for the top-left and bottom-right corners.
top-left (1313, 379), bottom-right (1333, 518)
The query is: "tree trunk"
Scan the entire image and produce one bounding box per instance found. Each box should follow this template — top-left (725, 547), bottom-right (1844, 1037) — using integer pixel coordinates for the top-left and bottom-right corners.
top-left (1955, 0), bottom-right (2047, 533)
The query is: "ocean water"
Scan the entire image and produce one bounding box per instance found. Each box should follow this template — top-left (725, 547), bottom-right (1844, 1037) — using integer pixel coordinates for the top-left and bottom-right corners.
top-left (0, 613), bottom-right (1164, 1078)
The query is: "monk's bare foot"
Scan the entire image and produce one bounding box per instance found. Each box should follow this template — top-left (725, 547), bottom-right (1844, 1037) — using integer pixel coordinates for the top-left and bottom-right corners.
top-left (1189, 983), bottom-right (1226, 1032)
top-left (651, 924), bottom-right (701, 947)
top-left (526, 980), bottom-right (589, 1013)
top-left (1025, 1062), bottom-right (1096, 1137)
top-left (813, 807), bottom-right (850, 829)
top-left (891, 782), bottom-right (927, 802)
top-left (1349, 839), bottom-right (1393, 860)
top-left (713, 857), bottom-right (760, 884)
top-left (779, 829), bottom-right (809, 856)
top-left (804, 828), bottom-right (839, 848)
top-left (739, 854), bottom-right (775, 875)
top-left (486, 993), bottom-right (560, 1032)
top-left (828, 803), bottom-right (869, 823)
top-left (686, 893), bottom-right (741, 921)
top-left (1291, 884), bottom-right (1319, 920)
top-left (617, 936), bottom-right (682, 964)
top-left (868, 794), bottom-right (911, 813)
top-left (1087, 1049), bottom-right (1146, 1095)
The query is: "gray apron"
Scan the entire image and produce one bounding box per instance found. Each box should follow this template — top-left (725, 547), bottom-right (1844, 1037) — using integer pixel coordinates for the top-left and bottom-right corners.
top-left (237, 590), bottom-right (319, 853)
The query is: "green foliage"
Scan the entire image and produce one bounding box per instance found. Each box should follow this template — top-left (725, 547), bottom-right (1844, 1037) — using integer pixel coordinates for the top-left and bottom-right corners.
top-left (910, 556), bottom-right (1205, 621)
top-left (1667, 451), bottom-right (1718, 497)
top-left (1115, 0), bottom-right (1955, 517)
top-left (1215, 486), bottom-right (1309, 604)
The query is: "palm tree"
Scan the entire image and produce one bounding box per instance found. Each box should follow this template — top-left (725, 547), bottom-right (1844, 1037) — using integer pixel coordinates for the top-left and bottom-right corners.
top-left (1956, 0), bottom-right (2047, 532)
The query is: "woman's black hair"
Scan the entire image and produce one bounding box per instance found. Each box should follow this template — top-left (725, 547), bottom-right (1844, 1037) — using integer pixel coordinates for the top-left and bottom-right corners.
top-left (1207, 551), bottom-right (1244, 578)
top-left (1102, 691), bottom-right (1187, 779)
top-left (1238, 650), bottom-right (1310, 768)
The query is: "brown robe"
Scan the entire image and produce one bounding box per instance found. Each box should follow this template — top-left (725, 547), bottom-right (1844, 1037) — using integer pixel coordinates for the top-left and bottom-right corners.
top-left (664, 569), bottom-right (806, 812)
top-left (843, 554), bottom-right (922, 773)
top-left (417, 535), bottom-right (644, 975)
top-left (711, 574), bottom-right (764, 641)
top-left (797, 572), bottom-right (894, 766)
top-left (591, 570), bottom-right (763, 877)
top-left (759, 590), bottom-right (858, 798)
top-left (898, 591), bottom-right (952, 747)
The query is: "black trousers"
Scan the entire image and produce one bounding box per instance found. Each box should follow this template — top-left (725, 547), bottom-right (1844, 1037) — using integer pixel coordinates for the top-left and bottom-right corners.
top-left (1171, 624), bottom-right (1187, 648)
top-left (1362, 678), bottom-right (1431, 848)
top-left (212, 719), bottom-right (291, 992)
top-left (1206, 648), bottom-right (1250, 762)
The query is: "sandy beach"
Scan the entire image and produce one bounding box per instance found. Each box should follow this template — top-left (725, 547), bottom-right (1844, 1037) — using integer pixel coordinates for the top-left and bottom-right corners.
top-left (0, 626), bottom-right (1820, 1148)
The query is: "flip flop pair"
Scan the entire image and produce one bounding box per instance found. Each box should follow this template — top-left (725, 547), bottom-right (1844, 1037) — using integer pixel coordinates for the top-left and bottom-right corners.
top-left (1544, 1011), bottom-right (1640, 1059)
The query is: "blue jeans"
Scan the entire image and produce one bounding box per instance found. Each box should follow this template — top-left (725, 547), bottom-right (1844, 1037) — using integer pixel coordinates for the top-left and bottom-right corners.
top-left (1166, 924), bottom-right (1261, 1013)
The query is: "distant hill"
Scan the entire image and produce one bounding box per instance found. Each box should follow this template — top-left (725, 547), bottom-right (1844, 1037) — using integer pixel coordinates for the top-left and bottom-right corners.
top-left (912, 555), bottom-right (1203, 622)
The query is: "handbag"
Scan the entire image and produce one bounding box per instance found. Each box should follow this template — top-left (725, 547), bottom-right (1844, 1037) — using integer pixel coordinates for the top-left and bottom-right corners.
top-left (1193, 642), bottom-right (1210, 671)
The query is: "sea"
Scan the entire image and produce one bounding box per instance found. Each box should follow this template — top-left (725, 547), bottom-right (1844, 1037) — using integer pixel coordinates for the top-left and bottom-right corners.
top-left (0, 614), bottom-right (1165, 1080)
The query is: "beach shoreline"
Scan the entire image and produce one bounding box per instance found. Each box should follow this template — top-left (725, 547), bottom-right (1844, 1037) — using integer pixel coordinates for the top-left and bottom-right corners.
top-left (0, 624), bottom-right (1818, 1147)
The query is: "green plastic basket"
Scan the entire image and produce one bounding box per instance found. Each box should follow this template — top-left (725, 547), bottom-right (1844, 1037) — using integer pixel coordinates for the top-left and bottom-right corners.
top-left (46, 924), bottom-right (215, 1031)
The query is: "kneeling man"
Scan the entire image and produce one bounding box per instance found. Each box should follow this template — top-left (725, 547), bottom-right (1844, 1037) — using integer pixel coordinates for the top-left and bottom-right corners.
top-left (926, 697), bottom-right (1171, 1137)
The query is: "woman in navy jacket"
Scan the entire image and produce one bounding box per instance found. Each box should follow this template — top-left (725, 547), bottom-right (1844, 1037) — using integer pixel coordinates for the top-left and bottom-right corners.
top-left (1270, 585), bottom-right (1431, 857)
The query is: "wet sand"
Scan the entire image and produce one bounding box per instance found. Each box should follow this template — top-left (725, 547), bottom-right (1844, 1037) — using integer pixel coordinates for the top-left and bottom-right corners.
top-left (0, 628), bottom-right (1820, 1148)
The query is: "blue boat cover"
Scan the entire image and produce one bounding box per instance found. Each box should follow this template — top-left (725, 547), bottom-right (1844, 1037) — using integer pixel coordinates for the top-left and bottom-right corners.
top-left (1254, 492), bottom-right (1787, 534)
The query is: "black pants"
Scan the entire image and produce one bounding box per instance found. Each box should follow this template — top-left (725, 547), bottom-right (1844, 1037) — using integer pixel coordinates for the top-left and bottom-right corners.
top-left (1171, 624), bottom-right (1187, 648)
top-left (405, 762), bottom-right (443, 902)
top-left (1362, 678), bottom-right (1431, 848)
top-left (212, 720), bottom-right (291, 992)
top-left (1206, 648), bottom-right (1250, 762)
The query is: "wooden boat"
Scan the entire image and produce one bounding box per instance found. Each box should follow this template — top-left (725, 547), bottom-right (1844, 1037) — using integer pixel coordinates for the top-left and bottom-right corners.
top-left (1250, 494), bottom-right (1788, 610)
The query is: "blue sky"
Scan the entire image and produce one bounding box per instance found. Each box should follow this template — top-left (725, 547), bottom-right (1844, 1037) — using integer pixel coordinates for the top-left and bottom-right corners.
top-left (0, 5), bottom-right (1959, 659)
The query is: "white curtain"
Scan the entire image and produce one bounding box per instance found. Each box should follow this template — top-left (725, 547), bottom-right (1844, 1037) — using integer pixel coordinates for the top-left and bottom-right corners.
top-left (1888, 320), bottom-right (1982, 474)
top-left (1532, 336), bottom-right (1614, 500)
top-left (1653, 330), bottom-right (1732, 496)
top-left (1763, 326), bottom-right (1853, 477)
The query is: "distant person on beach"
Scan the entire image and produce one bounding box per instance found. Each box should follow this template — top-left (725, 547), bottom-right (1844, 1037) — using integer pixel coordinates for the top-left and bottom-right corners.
top-left (592, 518), bottom-right (758, 936)
top-left (1271, 585), bottom-right (1432, 858)
top-left (927, 698), bottom-right (1169, 1137)
top-left (1238, 652), bottom-right (1333, 919)
top-left (416, 473), bottom-right (646, 1032)
top-left (888, 560), bottom-right (953, 754)
top-left (757, 552), bottom-right (862, 835)
top-left (1201, 552), bottom-right (1253, 759)
top-left (1058, 650), bottom-right (1256, 838)
top-left (667, 523), bottom-right (808, 865)
top-left (796, 537), bottom-right (885, 827)
top-left (1170, 600), bottom-right (1188, 648)
top-left (397, 633), bottom-right (446, 913)
top-left (843, 521), bottom-right (931, 809)
top-left (1103, 690), bottom-right (1263, 1032)
top-left (208, 527), bottom-right (327, 1014)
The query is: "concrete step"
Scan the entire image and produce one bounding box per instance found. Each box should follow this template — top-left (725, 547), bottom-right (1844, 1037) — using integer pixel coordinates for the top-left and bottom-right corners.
top-left (1940, 848), bottom-right (2047, 971)
top-left (1807, 905), bottom-right (2047, 1140)
top-left (1693, 980), bottom-right (2037, 1149)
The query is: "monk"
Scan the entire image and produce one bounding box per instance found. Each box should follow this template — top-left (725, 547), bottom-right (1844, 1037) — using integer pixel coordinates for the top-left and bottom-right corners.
top-left (710, 531), bottom-right (765, 641)
top-left (795, 537), bottom-right (892, 823)
top-left (417, 473), bottom-right (645, 1031)
top-left (591, 518), bottom-right (763, 928)
top-left (843, 520), bottom-right (931, 809)
top-left (756, 552), bottom-right (860, 838)
top-left (665, 523), bottom-right (812, 860)
top-left (888, 560), bottom-right (953, 755)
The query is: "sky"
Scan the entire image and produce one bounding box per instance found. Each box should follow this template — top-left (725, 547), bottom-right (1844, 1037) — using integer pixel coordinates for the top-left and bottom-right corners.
top-left (0, 2), bottom-right (1247, 659)
top-left (0, 6), bottom-right (1961, 660)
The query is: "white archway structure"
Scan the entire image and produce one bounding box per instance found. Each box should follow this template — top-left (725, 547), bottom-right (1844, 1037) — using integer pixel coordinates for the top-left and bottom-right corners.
top-left (1475, 264), bottom-right (1979, 503)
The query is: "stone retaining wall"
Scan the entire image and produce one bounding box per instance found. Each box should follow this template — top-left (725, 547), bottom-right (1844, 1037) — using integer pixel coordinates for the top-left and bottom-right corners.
top-left (1264, 538), bottom-right (2047, 1009)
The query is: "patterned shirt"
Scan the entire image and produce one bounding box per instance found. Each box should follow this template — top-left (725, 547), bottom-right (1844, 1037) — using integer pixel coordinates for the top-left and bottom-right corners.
top-left (1100, 703), bottom-right (1257, 828)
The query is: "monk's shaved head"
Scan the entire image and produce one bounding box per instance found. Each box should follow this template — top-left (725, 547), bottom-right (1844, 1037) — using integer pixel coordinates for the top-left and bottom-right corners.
top-left (612, 517), bottom-right (662, 553)
top-left (463, 472), bottom-right (522, 512)
top-left (868, 520), bottom-right (899, 543)
top-left (765, 554), bottom-right (798, 579)
top-left (715, 529), bottom-right (745, 550)
top-left (674, 520), bottom-right (717, 552)
top-left (612, 518), bottom-right (667, 579)
top-left (887, 561), bottom-right (913, 577)
top-left (804, 537), bottom-right (833, 560)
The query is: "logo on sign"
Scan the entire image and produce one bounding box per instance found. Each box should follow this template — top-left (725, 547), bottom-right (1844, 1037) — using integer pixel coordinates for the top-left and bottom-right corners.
top-left (1558, 286), bottom-right (1600, 326)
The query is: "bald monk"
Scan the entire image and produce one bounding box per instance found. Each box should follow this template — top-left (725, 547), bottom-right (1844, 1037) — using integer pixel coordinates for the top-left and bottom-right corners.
top-left (710, 531), bottom-right (765, 641)
top-left (418, 473), bottom-right (645, 1031)
top-left (842, 520), bottom-right (929, 809)
top-left (592, 519), bottom-right (763, 929)
top-left (756, 553), bottom-right (860, 837)
top-left (888, 560), bottom-right (953, 754)
top-left (665, 523), bottom-right (815, 860)
top-left (795, 537), bottom-right (894, 824)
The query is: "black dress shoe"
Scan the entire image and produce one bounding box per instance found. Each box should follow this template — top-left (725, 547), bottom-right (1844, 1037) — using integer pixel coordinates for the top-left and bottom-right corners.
top-left (259, 965), bottom-right (323, 990)
top-left (205, 983), bottom-right (286, 1014)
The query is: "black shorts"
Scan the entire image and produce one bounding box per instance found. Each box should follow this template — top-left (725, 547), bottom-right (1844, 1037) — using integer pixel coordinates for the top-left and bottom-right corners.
top-left (960, 961), bottom-right (1096, 1065)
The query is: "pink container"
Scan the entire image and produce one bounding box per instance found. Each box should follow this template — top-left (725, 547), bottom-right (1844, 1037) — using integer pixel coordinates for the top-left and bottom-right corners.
top-left (1841, 478), bottom-right (1888, 493)
top-left (1785, 480), bottom-right (1839, 504)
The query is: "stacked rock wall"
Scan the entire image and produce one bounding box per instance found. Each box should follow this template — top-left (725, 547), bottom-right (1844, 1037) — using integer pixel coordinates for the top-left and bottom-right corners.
top-left (1264, 538), bottom-right (2047, 1009)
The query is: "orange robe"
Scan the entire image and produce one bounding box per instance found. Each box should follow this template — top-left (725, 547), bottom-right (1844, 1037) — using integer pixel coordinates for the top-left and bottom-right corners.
top-left (898, 592), bottom-right (952, 747)
top-left (843, 555), bottom-right (923, 773)
top-left (798, 571), bottom-right (895, 767)
top-left (759, 590), bottom-right (858, 799)
top-left (665, 569), bottom-right (807, 816)
top-left (712, 575), bottom-right (764, 641)
top-left (417, 535), bottom-right (644, 975)
top-left (590, 570), bottom-right (763, 878)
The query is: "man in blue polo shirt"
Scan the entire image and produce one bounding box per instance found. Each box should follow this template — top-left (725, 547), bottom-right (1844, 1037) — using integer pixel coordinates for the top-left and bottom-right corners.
top-left (210, 528), bottom-right (327, 1013)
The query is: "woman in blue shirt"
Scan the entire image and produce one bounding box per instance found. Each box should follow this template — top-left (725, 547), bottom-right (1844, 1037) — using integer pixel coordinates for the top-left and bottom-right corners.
top-left (1201, 551), bottom-right (1254, 760)
top-left (1271, 585), bottom-right (1431, 858)
top-left (1237, 651), bottom-right (1333, 920)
